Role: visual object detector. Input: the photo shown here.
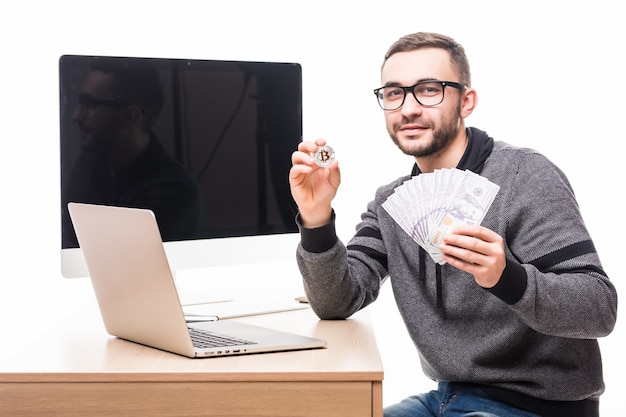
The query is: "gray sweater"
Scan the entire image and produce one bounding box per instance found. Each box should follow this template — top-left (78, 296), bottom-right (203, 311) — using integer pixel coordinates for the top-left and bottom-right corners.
top-left (296, 133), bottom-right (617, 412)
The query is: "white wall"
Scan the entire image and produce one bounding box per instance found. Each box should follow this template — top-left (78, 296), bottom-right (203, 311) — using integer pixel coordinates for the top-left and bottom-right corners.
top-left (1, 0), bottom-right (623, 414)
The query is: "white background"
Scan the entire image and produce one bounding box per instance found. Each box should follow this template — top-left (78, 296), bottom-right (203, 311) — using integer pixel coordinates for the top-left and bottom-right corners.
top-left (1, 1), bottom-right (624, 414)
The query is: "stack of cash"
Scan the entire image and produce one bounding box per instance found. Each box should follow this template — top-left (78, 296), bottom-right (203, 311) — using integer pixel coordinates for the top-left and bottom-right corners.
top-left (382, 168), bottom-right (500, 264)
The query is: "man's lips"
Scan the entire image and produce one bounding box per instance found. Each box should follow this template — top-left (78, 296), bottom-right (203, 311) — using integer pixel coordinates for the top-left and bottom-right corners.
top-left (77, 125), bottom-right (91, 135)
top-left (398, 124), bottom-right (428, 135)
top-left (78, 129), bottom-right (93, 143)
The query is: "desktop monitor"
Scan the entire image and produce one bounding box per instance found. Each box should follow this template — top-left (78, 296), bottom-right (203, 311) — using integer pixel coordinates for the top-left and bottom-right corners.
top-left (60, 55), bottom-right (302, 278)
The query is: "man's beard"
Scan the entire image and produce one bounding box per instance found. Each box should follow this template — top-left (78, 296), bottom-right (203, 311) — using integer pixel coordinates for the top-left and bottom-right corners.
top-left (389, 103), bottom-right (462, 158)
top-left (77, 121), bottom-right (122, 154)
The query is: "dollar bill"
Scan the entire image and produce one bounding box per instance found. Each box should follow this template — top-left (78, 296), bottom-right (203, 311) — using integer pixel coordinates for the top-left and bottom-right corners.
top-left (382, 169), bottom-right (500, 265)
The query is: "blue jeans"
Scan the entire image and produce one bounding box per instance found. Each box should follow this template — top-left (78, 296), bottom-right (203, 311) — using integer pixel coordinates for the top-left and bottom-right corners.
top-left (384, 382), bottom-right (541, 417)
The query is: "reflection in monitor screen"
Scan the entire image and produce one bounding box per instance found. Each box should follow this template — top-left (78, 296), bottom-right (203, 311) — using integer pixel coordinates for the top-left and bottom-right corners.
top-left (60, 55), bottom-right (302, 278)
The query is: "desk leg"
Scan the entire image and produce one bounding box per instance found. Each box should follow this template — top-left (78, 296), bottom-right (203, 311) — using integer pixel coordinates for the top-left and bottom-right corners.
top-left (373, 380), bottom-right (383, 417)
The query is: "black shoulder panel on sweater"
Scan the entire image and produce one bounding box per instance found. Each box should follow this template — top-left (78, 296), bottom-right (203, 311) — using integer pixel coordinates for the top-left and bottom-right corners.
top-left (347, 244), bottom-right (388, 271)
top-left (355, 226), bottom-right (382, 240)
top-left (530, 239), bottom-right (603, 273)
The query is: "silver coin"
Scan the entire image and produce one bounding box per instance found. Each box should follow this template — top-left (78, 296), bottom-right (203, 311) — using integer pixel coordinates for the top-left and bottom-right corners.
top-left (313, 145), bottom-right (336, 167)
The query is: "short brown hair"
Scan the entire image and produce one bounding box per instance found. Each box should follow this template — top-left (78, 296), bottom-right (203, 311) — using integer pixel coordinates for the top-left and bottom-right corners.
top-left (90, 57), bottom-right (164, 132)
top-left (383, 32), bottom-right (471, 87)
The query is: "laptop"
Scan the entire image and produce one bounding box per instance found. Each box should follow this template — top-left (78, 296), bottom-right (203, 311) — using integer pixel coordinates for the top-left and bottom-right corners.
top-left (67, 202), bottom-right (326, 358)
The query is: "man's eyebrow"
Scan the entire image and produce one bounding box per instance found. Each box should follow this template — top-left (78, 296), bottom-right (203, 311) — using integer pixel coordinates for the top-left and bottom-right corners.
top-left (382, 77), bottom-right (439, 87)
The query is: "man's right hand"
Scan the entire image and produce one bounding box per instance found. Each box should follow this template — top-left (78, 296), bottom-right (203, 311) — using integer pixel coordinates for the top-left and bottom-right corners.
top-left (289, 139), bottom-right (340, 228)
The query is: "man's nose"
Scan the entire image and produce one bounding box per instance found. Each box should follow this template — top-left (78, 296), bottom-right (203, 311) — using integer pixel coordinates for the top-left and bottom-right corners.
top-left (72, 106), bottom-right (83, 123)
top-left (400, 92), bottom-right (423, 116)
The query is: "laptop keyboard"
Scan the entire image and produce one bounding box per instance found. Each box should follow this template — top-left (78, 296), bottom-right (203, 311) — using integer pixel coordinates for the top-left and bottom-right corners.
top-left (189, 327), bottom-right (256, 349)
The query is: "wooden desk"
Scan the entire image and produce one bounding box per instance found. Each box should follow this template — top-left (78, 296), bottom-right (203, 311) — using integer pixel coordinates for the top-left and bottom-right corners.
top-left (0, 301), bottom-right (383, 417)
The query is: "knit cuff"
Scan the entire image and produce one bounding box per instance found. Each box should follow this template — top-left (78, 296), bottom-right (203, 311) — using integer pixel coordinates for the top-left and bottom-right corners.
top-left (484, 258), bottom-right (528, 305)
top-left (296, 211), bottom-right (338, 253)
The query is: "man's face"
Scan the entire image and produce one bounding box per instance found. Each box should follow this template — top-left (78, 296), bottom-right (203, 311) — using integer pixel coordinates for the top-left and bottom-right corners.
top-left (72, 70), bottom-right (127, 153)
top-left (381, 48), bottom-right (464, 158)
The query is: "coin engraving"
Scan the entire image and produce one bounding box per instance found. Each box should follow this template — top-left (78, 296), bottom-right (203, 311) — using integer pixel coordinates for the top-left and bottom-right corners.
top-left (313, 145), bottom-right (335, 167)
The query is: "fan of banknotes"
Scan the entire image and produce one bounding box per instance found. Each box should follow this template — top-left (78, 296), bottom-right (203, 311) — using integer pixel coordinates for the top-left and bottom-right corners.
top-left (382, 168), bottom-right (500, 265)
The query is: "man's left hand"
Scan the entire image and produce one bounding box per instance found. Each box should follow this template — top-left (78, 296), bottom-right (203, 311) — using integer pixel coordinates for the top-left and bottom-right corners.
top-left (439, 225), bottom-right (506, 288)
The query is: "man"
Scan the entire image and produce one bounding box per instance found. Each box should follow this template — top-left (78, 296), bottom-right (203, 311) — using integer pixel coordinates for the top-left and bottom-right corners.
top-left (289, 32), bottom-right (617, 417)
top-left (62, 57), bottom-right (202, 247)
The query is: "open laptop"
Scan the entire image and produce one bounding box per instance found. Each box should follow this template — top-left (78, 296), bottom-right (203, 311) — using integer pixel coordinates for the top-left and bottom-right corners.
top-left (67, 202), bottom-right (326, 358)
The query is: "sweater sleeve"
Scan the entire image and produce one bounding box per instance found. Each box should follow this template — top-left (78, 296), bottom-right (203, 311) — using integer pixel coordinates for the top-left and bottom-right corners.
top-left (295, 185), bottom-right (395, 320)
top-left (486, 148), bottom-right (617, 338)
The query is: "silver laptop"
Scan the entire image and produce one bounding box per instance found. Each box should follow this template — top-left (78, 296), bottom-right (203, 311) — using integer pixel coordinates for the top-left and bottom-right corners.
top-left (68, 202), bottom-right (326, 358)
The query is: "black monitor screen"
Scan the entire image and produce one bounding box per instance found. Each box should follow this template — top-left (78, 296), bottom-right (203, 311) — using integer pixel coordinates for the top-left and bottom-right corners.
top-left (60, 55), bottom-right (302, 249)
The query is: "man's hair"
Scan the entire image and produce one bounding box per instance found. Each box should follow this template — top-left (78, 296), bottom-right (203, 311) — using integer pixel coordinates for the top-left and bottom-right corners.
top-left (89, 57), bottom-right (164, 132)
top-left (383, 32), bottom-right (471, 87)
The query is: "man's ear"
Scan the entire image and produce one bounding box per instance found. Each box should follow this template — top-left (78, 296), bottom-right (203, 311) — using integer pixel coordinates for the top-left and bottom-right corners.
top-left (460, 87), bottom-right (477, 119)
top-left (124, 105), bottom-right (143, 125)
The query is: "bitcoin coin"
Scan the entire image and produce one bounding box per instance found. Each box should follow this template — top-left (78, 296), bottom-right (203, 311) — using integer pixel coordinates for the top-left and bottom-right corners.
top-left (313, 145), bottom-right (335, 167)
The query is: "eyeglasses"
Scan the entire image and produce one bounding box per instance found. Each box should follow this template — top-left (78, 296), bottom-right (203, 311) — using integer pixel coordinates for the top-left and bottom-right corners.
top-left (373, 80), bottom-right (466, 111)
top-left (77, 94), bottom-right (133, 113)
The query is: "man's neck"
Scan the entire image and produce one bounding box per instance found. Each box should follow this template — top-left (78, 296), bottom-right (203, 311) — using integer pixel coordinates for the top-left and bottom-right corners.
top-left (108, 131), bottom-right (151, 175)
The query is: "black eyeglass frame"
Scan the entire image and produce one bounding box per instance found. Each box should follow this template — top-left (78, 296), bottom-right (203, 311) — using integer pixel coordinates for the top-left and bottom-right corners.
top-left (77, 94), bottom-right (134, 112)
top-left (373, 80), bottom-right (466, 111)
